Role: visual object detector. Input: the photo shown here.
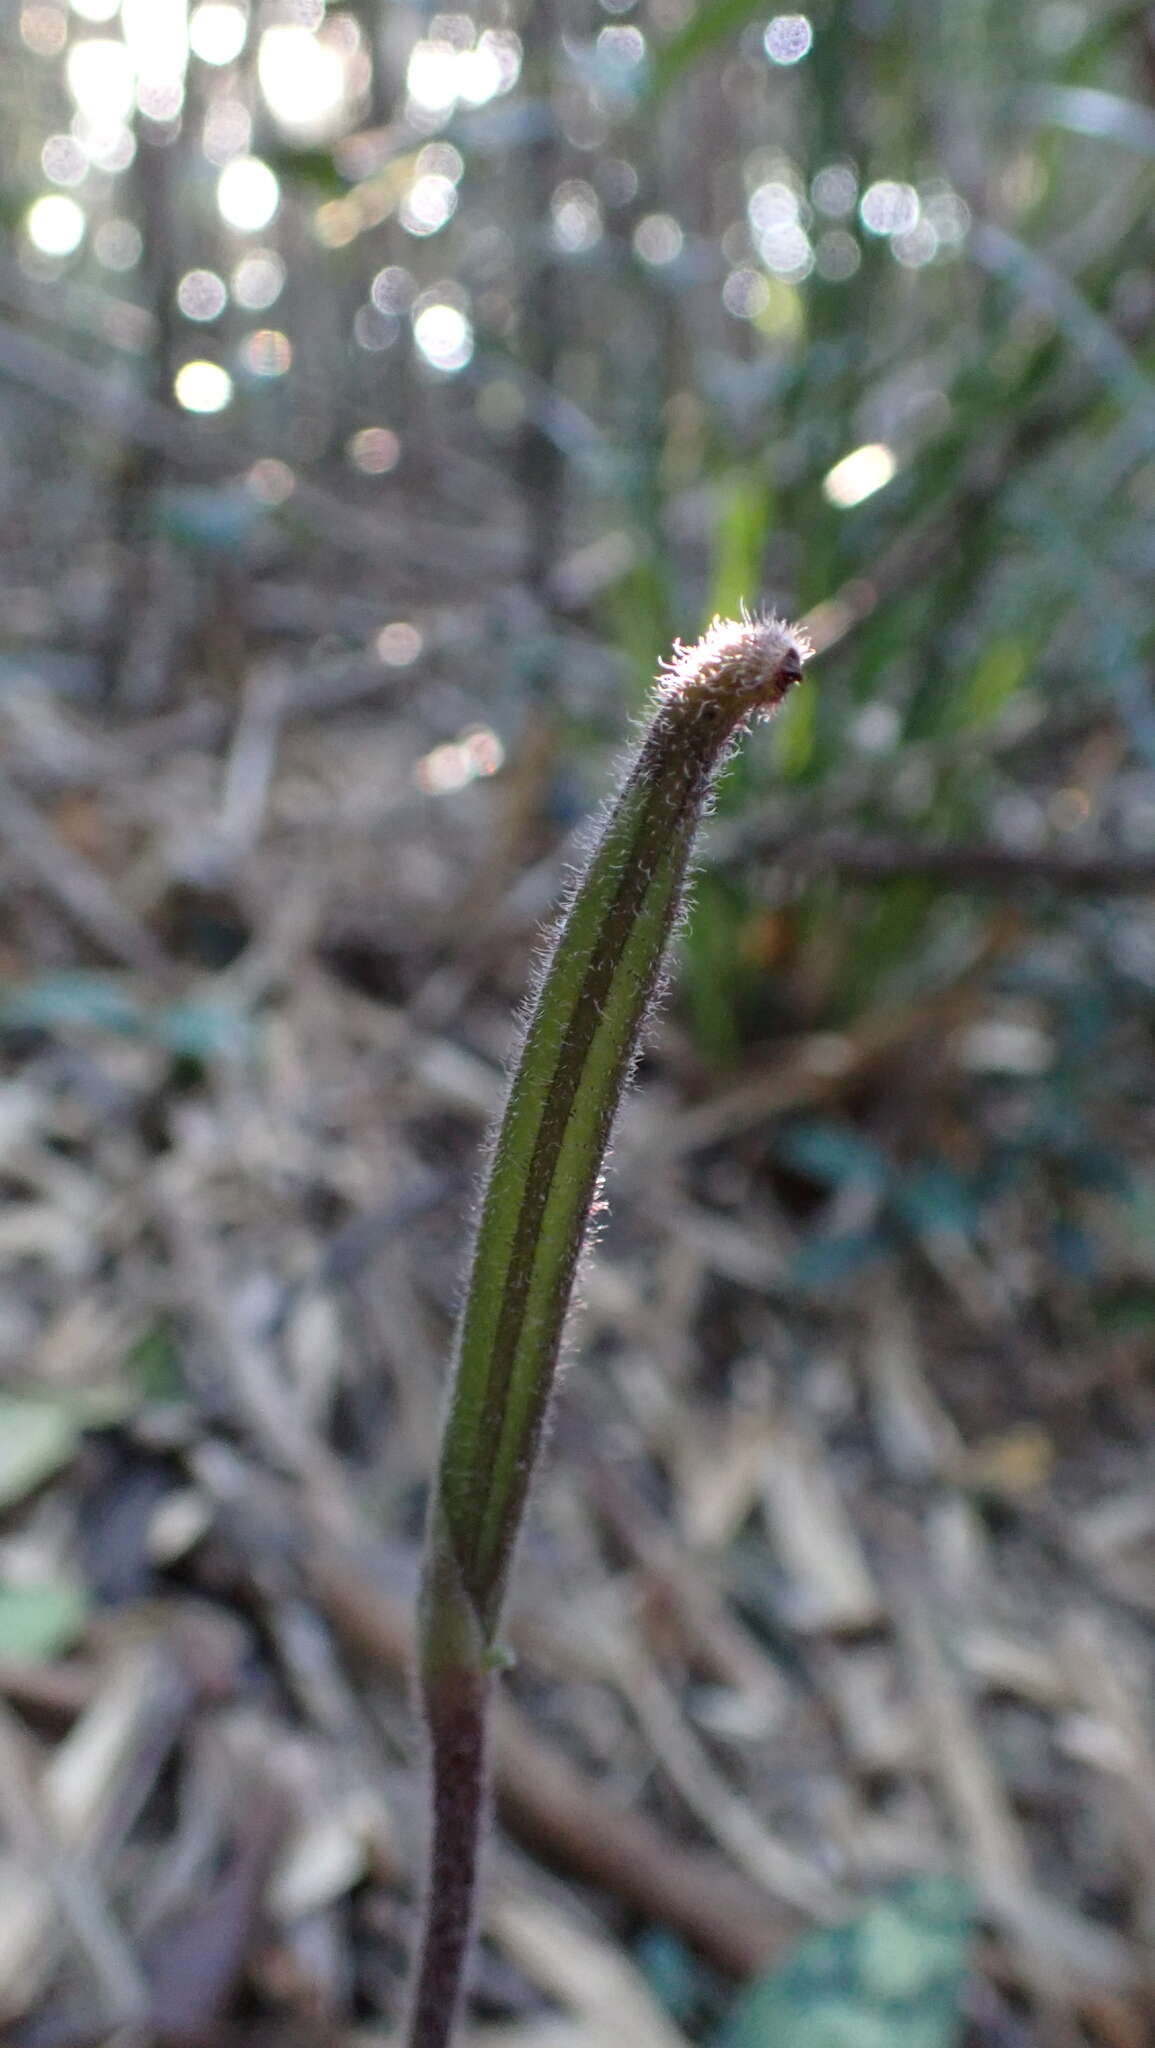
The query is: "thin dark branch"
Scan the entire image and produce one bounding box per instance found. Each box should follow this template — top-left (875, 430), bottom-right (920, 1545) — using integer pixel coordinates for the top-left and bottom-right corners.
top-left (749, 830), bottom-right (1155, 892)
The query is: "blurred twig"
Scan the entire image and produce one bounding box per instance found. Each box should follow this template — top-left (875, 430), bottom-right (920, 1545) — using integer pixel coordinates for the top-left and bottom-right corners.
top-left (744, 830), bottom-right (1155, 893)
top-left (0, 765), bottom-right (170, 976)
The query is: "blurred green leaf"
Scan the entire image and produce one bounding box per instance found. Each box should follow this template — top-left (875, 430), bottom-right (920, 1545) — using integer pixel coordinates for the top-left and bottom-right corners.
top-left (648, 0), bottom-right (773, 102)
top-left (716, 1876), bottom-right (974, 2048)
top-left (0, 1398), bottom-right (83, 1510)
top-left (262, 145), bottom-right (347, 194)
top-left (708, 469), bottom-right (773, 627)
top-left (955, 637), bottom-right (1028, 731)
top-left (0, 1579), bottom-right (88, 1663)
top-left (682, 873), bottom-right (748, 1067)
top-left (124, 1323), bottom-right (183, 1400)
top-left (773, 682), bottom-right (817, 780)
top-left (1093, 1284), bottom-right (1155, 1334)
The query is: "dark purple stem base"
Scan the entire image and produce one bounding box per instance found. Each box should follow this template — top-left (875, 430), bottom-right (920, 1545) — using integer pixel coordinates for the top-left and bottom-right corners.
top-left (407, 1677), bottom-right (491, 2048)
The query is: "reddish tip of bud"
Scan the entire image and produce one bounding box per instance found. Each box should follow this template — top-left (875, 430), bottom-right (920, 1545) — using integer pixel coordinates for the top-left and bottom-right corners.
top-left (658, 611), bottom-right (810, 727)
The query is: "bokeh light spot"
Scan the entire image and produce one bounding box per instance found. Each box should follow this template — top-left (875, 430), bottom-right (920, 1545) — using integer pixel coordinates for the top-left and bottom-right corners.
top-left (551, 179), bottom-right (602, 254)
top-left (177, 268), bottom-right (228, 321)
top-left (41, 134), bottom-right (88, 186)
top-left (758, 222), bottom-right (813, 280)
top-left (83, 124), bottom-right (135, 173)
top-left (633, 213), bottom-right (684, 265)
top-left (174, 360), bottom-right (234, 412)
top-left (413, 301), bottom-right (474, 372)
top-left (371, 265), bottom-right (416, 314)
top-left (596, 23), bottom-right (645, 64)
top-left (353, 305), bottom-right (400, 350)
top-left (376, 621), bottom-right (423, 665)
top-left (860, 180), bottom-right (919, 236)
top-left (923, 184), bottom-right (971, 246)
top-left (811, 162), bottom-right (858, 217)
top-left (94, 217), bottom-right (142, 269)
top-left (259, 24), bottom-right (348, 139)
top-left (22, 8), bottom-right (69, 56)
top-left (892, 219), bottom-right (938, 267)
top-left (240, 328), bottom-right (292, 377)
top-left (217, 156), bottom-right (280, 231)
top-left (406, 25), bottom-right (520, 118)
top-left (348, 427), bottom-right (401, 474)
top-left (722, 266), bottom-right (770, 319)
top-left (814, 229), bottom-right (861, 280)
top-left (189, 2), bottom-right (247, 65)
top-left (203, 98), bottom-right (252, 164)
top-left (246, 457), bottom-right (296, 503)
top-left (401, 173), bottom-right (458, 237)
top-left (415, 726), bottom-right (504, 794)
top-left (764, 14), bottom-right (812, 62)
top-left (231, 248), bottom-right (285, 310)
top-left (25, 193), bottom-right (85, 255)
top-left (823, 443), bottom-right (897, 507)
top-left (122, 0), bottom-right (189, 121)
top-left (67, 40), bottom-right (135, 125)
top-left (748, 181), bottom-right (799, 233)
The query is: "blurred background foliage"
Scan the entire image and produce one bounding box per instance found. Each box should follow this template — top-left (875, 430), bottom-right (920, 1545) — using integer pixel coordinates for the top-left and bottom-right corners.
top-left (6, 0), bottom-right (1155, 1323)
top-left (5, 4), bottom-right (1155, 2040)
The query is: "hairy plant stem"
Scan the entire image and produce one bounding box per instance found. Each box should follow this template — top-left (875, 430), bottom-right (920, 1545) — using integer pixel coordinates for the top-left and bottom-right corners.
top-left (407, 615), bottom-right (808, 2048)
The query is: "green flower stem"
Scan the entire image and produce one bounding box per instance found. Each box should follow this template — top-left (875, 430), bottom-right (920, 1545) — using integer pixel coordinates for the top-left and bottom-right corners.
top-left (407, 615), bottom-right (808, 2048)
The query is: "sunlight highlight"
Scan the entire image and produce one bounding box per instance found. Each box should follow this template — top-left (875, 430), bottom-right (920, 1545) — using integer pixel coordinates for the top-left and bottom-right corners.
top-left (189, 3), bottom-right (248, 66)
top-left (67, 39), bottom-right (134, 125)
top-left (259, 24), bottom-right (348, 139)
top-left (413, 299), bottom-right (473, 373)
top-left (401, 173), bottom-right (458, 237)
top-left (415, 727), bottom-right (503, 794)
top-left (860, 180), bottom-right (919, 236)
top-left (25, 193), bottom-right (85, 255)
top-left (122, 0), bottom-right (189, 121)
top-left (174, 361), bottom-right (233, 412)
top-left (764, 14), bottom-right (813, 62)
top-left (405, 26), bottom-right (521, 121)
top-left (823, 443), bottom-right (897, 507)
top-left (218, 156), bottom-right (280, 231)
